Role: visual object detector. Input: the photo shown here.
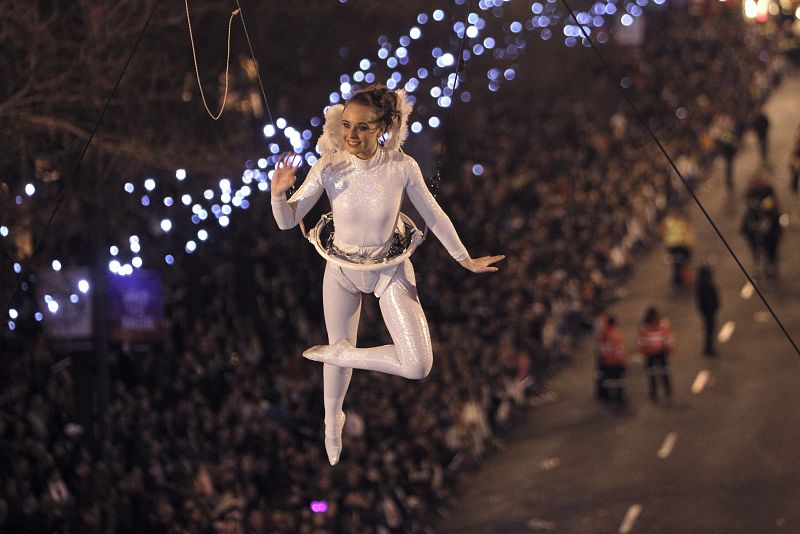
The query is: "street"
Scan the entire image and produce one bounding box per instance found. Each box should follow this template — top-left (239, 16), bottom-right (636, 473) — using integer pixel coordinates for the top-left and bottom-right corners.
top-left (435, 73), bottom-right (800, 533)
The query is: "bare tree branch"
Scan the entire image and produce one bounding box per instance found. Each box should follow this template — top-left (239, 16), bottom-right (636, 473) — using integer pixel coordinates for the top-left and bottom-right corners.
top-left (10, 111), bottom-right (238, 176)
top-left (1, 0), bottom-right (246, 177)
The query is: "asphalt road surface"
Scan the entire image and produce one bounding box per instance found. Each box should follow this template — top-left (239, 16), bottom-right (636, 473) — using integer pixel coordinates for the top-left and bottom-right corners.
top-left (434, 73), bottom-right (800, 534)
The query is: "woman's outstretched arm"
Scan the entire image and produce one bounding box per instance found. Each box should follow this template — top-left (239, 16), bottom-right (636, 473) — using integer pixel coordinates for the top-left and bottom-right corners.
top-left (271, 153), bottom-right (324, 230)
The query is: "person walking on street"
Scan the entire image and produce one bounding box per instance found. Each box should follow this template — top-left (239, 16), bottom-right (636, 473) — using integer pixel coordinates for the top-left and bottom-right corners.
top-left (740, 174), bottom-right (782, 278)
top-left (597, 315), bottom-right (628, 406)
top-left (637, 307), bottom-right (675, 403)
top-left (712, 112), bottom-right (738, 191)
top-left (789, 127), bottom-right (800, 199)
top-left (751, 108), bottom-right (770, 165)
top-left (695, 262), bottom-right (720, 356)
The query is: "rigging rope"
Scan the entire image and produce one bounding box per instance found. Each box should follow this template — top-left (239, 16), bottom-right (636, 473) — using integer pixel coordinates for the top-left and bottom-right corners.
top-left (185, 0), bottom-right (277, 126)
top-left (558, 0), bottom-right (800, 358)
top-left (184, 0), bottom-right (239, 120)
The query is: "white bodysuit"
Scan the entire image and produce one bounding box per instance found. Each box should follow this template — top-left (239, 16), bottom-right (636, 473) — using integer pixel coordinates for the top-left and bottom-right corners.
top-left (272, 147), bottom-right (468, 293)
top-left (271, 146), bottom-right (469, 462)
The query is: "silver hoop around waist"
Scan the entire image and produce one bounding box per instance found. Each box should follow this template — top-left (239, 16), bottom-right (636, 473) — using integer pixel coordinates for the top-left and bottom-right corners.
top-left (306, 212), bottom-right (423, 271)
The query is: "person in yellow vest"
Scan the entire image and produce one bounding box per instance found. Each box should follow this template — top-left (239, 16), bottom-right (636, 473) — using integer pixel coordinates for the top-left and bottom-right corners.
top-left (661, 208), bottom-right (694, 287)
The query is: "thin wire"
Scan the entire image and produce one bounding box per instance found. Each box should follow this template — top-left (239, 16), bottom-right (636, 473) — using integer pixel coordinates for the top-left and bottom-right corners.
top-left (184, 0), bottom-right (238, 120)
top-left (233, 0), bottom-right (276, 127)
top-left (433, 0), bottom-right (475, 190)
top-left (423, 0), bottom-right (475, 240)
top-left (3, 0), bottom-right (162, 317)
top-left (233, 0), bottom-right (299, 233)
top-left (559, 0), bottom-right (800, 357)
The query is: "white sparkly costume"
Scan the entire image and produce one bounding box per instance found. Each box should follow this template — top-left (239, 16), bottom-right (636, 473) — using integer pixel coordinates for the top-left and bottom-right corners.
top-left (271, 144), bottom-right (469, 463)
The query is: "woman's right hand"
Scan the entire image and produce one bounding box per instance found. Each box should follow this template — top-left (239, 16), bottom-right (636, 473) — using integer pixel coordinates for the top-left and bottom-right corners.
top-left (270, 153), bottom-right (299, 197)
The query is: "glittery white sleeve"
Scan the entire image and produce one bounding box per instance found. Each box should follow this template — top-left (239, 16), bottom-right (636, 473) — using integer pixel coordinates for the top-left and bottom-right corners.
top-left (271, 160), bottom-right (325, 230)
top-left (403, 157), bottom-right (469, 262)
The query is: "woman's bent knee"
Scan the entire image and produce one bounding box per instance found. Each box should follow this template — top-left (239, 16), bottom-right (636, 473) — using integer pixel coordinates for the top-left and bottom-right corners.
top-left (404, 357), bottom-right (432, 380)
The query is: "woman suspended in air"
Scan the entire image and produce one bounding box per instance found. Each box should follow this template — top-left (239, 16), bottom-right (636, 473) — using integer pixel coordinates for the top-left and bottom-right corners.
top-left (270, 84), bottom-right (504, 465)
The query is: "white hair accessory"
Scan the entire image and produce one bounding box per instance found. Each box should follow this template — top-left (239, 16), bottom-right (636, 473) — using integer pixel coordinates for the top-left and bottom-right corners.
top-left (317, 104), bottom-right (345, 156)
top-left (316, 89), bottom-right (413, 156)
top-left (383, 88), bottom-right (413, 151)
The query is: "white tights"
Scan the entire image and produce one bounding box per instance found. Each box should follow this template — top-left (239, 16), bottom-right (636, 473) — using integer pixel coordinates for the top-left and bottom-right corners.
top-left (321, 260), bottom-right (432, 428)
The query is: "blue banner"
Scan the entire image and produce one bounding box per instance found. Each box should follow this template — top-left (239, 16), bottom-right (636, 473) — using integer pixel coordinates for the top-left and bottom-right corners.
top-left (107, 269), bottom-right (164, 343)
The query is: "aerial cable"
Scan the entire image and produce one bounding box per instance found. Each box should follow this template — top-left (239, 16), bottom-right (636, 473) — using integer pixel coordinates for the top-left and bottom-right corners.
top-left (226, 1), bottom-right (305, 232)
top-left (558, 0), bottom-right (800, 358)
top-left (3, 0), bottom-right (162, 318)
top-left (423, 0), bottom-right (476, 240)
top-left (184, 1), bottom-right (239, 120)
top-left (232, 0), bottom-right (277, 127)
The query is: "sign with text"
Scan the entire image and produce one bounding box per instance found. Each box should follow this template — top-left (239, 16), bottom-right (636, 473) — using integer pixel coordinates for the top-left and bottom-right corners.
top-left (107, 269), bottom-right (164, 343)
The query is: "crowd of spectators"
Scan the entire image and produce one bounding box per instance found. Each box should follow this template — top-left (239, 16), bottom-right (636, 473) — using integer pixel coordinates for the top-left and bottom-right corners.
top-left (0, 7), bottom-right (789, 533)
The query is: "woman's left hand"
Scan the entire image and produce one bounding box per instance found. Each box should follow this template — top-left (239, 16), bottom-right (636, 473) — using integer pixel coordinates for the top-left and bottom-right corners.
top-left (459, 255), bottom-right (505, 273)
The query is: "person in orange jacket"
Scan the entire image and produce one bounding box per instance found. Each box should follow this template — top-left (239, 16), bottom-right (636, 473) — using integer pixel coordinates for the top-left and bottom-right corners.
top-left (597, 315), bottom-right (627, 406)
top-left (637, 307), bottom-right (675, 402)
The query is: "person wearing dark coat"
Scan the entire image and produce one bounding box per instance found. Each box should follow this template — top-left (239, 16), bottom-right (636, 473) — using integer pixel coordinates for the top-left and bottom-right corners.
top-left (740, 177), bottom-right (782, 278)
top-left (695, 263), bottom-right (720, 356)
top-left (789, 129), bottom-right (800, 197)
top-left (752, 109), bottom-right (770, 164)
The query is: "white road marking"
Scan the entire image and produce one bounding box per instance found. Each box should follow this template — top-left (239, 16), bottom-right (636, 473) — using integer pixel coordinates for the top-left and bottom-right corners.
top-left (740, 282), bottom-right (754, 299)
top-left (692, 370), bottom-right (710, 394)
top-left (717, 321), bottom-right (735, 343)
top-left (539, 457), bottom-right (560, 471)
top-left (526, 517), bottom-right (556, 530)
top-left (619, 504), bottom-right (642, 534)
top-left (530, 390), bottom-right (559, 407)
top-left (657, 432), bottom-right (678, 459)
top-left (754, 311), bottom-right (771, 323)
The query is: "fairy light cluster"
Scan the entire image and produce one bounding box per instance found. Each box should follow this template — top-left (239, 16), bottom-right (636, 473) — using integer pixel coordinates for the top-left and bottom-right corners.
top-left (3, 0), bottom-right (665, 331)
top-left (256, 0), bottom-right (662, 170)
top-left (109, 167), bottom-right (261, 276)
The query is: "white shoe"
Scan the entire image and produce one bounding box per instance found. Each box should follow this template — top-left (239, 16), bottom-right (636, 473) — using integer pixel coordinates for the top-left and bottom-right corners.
top-left (303, 339), bottom-right (351, 363)
top-left (324, 411), bottom-right (346, 466)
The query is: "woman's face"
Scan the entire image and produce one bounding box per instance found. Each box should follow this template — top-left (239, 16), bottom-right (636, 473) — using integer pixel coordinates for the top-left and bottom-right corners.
top-left (341, 102), bottom-right (385, 159)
